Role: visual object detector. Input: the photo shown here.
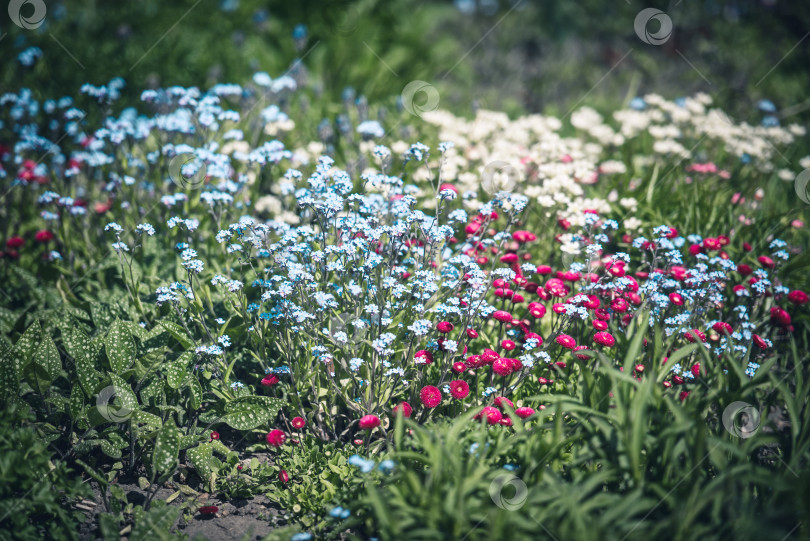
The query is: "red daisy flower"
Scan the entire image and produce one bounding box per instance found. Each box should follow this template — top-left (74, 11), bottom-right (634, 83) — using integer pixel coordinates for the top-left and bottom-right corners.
top-left (573, 345), bottom-right (591, 360)
top-left (392, 401), bottom-right (413, 417)
top-left (788, 290), bottom-right (809, 305)
top-left (555, 334), bottom-right (576, 349)
top-left (492, 310), bottom-right (513, 323)
top-left (449, 380), bottom-right (470, 400)
top-left (414, 350), bottom-right (434, 365)
top-left (266, 429), bottom-right (287, 447)
top-left (712, 321), bottom-right (733, 335)
top-left (492, 358), bottom-right (513, 376)
top-left (593, 331), bottom-right (615, 347)
top-left (291, 417), bottom-right (306, 429)
top-left (419, 386), bottom-right (442, 408)
top-left (437, 321), bottom-right (454, 333)
top-left (199, 505), bottom-right (219, 515)
top-left (493, 396), bottom-right (514, 410)
top-left (685, 329), bottom-right (706, 343)
top-left (261, 374), bottom-right (280, 386)
top-left (475, 406), bottom-right (503, 425)
top-left (279, 470), bottom-right (289, 483)
top-left (5, 236), bottom-right (25, 249)
top-left (35, 230), bottom-right (54, 243)
top-left (359, 414), bottom-right (381, 429)
top-left (752, 334), bottom-right (769, 349)
top-left (515, 407), bottom-right (535, 419)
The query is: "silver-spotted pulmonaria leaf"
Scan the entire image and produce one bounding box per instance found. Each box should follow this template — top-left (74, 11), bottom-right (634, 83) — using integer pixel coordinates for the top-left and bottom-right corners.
top-left (0, 342), bottom-right (19, 399)
top-left (185, 442), bottom-right (213, 478)
top-left (99, 439), bottom-right (123, 459)
top-left (166, 352), bottom-right (193, 389)
top-left (0, 306), bottom-right (17, 334)
top-left (132, 410), bottom-right (162, 434)
top-left (63, 324), bottom-right (100, 395)
top-left (70, 384), bottom-right (86, 420)
top-left (34, 334), bottom-right (62, 381)
top-left (103, 373), bottom-right (139, 420)
top-left (187, 375), bottom-right (203, 410)
top-left (12, 321), bottom-right (41, 378)
top-left (105, 318), bottom-right (136, 374)
top-left (89, 301), bottom-right (117, 330)
top-left (152, 420), bottom-right (180, 477)
top-left (179, 434), bottom-right (204, 450)
top-left (139, 378), bottom-right (165, 407)
top-left (157, 320), bottom-right (194, 349)
top-left (222, 396), bottom-right (284, 430)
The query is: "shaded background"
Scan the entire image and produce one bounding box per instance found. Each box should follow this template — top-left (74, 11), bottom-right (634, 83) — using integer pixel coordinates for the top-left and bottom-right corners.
top-left (1, 0), bottom-right (809, 122)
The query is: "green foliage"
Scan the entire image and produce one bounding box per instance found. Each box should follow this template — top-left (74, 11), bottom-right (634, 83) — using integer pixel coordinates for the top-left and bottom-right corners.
top-left (0, 405), bottom-right (91, 541)
top-left (341, 329), bottom-right (810, 541)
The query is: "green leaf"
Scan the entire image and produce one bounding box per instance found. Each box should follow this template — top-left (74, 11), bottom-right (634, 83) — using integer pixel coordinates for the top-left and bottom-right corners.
top-left (0, 306), bottom-right (18, 334)
top-left (0, 342), bottom-right (20, 399)
top-left (70, 384), bottom-right (86, 420)
top-left (24, 362), bottom-right (51, 394)
top-left (89, 301), bottom-right (119, 330)
top-left (132, 410), bottom-right (163, 434)
top-left (140, 378), bottom-right (165, 406)
top-left (34, 334), bottom-right (61, 381)
top-left (99, 439), bottom-right (123, 459)
top-left (179, 434), bottom-right (203, 450)
top-left (98, 513), bottom-right (121, 541)
top-left (105, 319), bottom-right (136, 374)
top-left (186, 442), bottom-right (214, 478)
top-left (63, 324), bottom-right (101, 394)
top-left (153, 420), bottom-right (180, 477)
top-left (12, 321), bottom-right (42, 377)
top-left (222, 396), bottom-right (284, 430)
top-left (94, 374), bottom-right (138, 423)
top-left (157, 320), bottom-right (194, 349)
top-left (130, 506), bottom-right (180, 541)
top-left (166, 352), bottom-right (193, 389)
top-left (187, 375), bottom-right (203, 410)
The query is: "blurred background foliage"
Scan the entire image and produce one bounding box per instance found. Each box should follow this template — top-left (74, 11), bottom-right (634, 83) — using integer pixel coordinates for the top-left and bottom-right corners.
top-left (2, 0), bottom-right (810, 122)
